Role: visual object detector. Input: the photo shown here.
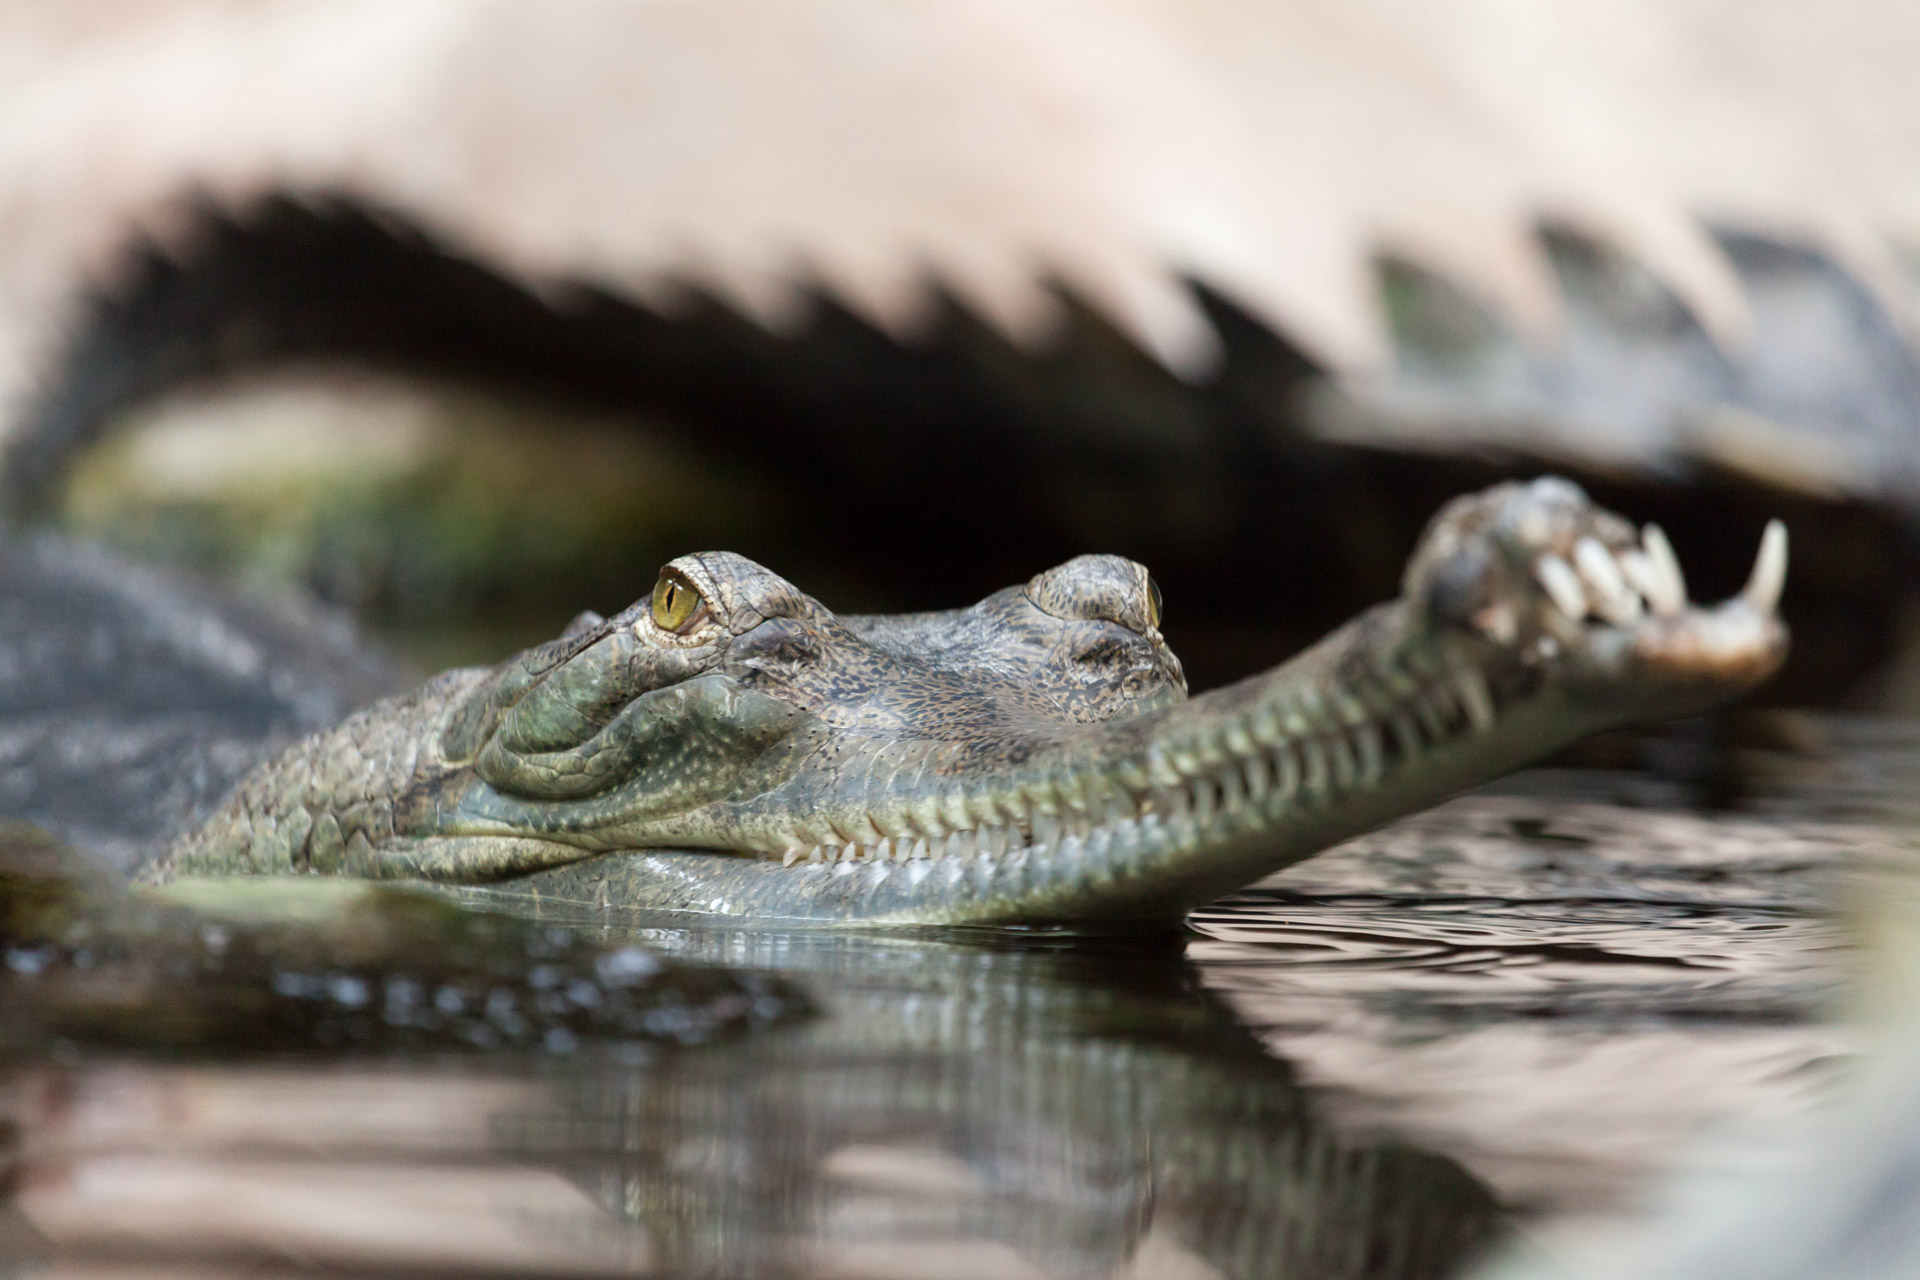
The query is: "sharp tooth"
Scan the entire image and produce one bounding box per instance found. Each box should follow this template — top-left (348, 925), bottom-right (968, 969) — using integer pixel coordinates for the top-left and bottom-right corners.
top-left (873, 838), bottom-right (893, 862)
top-left (783, 849), bottom-right (801, 867)
top-left (808, 845), bottom-right (824, 864)
top-left (911, 797), bottom-right (946, 838)
top-left (941, 787), bottom-right (972, 831)
top-left (1272, 745), bottom-right (1300, 798)
top-left (1640, 524), bottom-right (1688, 612)
top-left (1241, 754), bottom-right (1270, 803)
top-left (1535, 554), bottom-right (1589, 621)
top-left (1217, 765), bottom-right (1246, 812)
top-left (1328, 734), bottom-right (1357, 788)
top-left (1616, 550), bottom-right (1672, 617)
top-left (1032, 813), bottom-right (1061, 849)
top-left (910, 838), bottom-right (931, 861)
top-left (1353, 723), bottom-right (1383, 783)
top-left (1453, 666), bottom-right (1495, 732)
top-left (1248, 709), bottom-right (1286, 748)
top-left (1300, 740), bottom-right (1329, 795)
top-left (949, 829), bottom-right (977, 860)
top-left (1743, 520), bottom-right (1788, 614)
top-left (1190, 778), bottom-right (1216, 826)
top-left (983, 826), bottom-right (1008, 856)
top-left (1573, 537), bottom-right (1641, 624)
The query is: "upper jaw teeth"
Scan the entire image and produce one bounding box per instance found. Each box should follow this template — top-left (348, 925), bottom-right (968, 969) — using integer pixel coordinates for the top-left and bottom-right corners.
top-left (1742, 519), bottom-right (1788, 614)
top-left (1535, 553), bottom-right (1589, 621)
top-left (1573, 536), bottom-right (1642, 625)
top-left (1531, 522), bottom-right (1707, 628)
top-left (1635, 525), bottom-right (1688, 615)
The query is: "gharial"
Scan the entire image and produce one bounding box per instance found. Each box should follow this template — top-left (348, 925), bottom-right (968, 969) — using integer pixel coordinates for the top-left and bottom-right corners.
top-left (144, 477), bottom-right (1789, 928)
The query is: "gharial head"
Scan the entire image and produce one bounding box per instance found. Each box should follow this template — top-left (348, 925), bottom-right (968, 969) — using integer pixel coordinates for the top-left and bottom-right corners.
top-left (337, 477), bottom-right (1786, 926)
top-left (400, 549), bottom-right (1187, 867)
top-left (443, 547), bottom-right (1185, 762)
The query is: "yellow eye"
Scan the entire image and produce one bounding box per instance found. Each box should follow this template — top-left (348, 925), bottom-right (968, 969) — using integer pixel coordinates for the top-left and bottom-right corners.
top-left (1145, 577), bottom-right (1163, 630)
top-left (651, 571), bottom-right (704, 631)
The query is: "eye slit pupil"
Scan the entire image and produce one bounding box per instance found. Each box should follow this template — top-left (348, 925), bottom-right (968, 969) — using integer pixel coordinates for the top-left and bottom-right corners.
top-left (1146, 577), bottom-right (1164, 630)
top-left (651, 571), bottom-right (704, 631)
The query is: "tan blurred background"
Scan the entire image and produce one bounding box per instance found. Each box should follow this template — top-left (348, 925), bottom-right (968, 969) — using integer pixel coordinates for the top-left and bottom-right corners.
top-left (4, 0), bottom-right (1919, 699)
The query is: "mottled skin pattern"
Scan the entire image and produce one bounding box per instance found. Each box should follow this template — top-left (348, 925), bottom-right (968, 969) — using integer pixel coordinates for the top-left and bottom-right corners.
top-left (157, 479), bottom-right (1789, 927)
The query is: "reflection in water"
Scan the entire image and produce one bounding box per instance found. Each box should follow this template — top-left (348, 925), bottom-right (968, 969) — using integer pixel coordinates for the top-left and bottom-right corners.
top-left (4, 915), bottom-right (1504, 1278)
top-left (516, 926), bottom-right (1502, 1278)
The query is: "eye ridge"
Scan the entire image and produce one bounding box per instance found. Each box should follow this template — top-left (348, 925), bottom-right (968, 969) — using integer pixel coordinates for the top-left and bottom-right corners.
top-left (651, 569), bottom-right (707, 632)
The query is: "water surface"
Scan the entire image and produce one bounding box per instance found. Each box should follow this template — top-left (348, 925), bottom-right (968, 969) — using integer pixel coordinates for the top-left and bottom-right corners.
top-left (7, 721), bottom-right (1907, 1278)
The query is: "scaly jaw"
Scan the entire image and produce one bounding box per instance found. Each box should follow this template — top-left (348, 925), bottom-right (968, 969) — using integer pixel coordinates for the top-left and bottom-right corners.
top-left (725, 505), bottom-right (1789, 886)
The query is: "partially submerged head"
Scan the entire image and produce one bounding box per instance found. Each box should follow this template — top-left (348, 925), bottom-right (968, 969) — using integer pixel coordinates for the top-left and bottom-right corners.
top-left (405, 548), bottom-right (1185, 861)
top-left (189, 476), bottom-right (1787, 926)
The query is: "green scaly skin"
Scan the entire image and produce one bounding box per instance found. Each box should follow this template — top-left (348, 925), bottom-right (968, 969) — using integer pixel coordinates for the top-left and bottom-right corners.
top-left (154, 478), bottom-right (1789, 927)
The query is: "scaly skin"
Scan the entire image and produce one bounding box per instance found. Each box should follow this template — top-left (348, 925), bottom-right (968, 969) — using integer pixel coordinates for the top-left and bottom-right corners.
top-left (157, 478), bottom-right (1789, 927)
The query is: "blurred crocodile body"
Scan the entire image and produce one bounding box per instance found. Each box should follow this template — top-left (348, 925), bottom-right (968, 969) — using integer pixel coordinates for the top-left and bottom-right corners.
top-left (156, 478), bottom-right (1789, 926)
